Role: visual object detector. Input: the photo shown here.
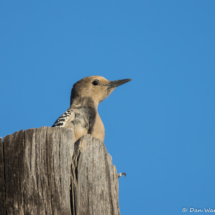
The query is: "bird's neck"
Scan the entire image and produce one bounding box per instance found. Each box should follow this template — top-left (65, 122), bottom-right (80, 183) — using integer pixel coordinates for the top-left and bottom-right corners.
top-left (70, 96), bottom-right (99, 110)
top-left (70, 96), bottom-right (105, 142)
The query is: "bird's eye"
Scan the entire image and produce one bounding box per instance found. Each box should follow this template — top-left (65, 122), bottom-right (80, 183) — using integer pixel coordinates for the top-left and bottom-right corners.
top-left (92, 80), bottom-right (100, 85)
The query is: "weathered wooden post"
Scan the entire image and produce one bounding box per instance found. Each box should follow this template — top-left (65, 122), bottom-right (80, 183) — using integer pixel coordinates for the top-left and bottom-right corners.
top-left (71, 134), bottom-right (120, 215)
top-left (0, 127), bottom-right (120, 215)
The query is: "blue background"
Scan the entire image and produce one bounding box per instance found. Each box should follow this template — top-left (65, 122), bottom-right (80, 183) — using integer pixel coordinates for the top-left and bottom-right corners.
top-left (1, 1), bottom-right (215, 214)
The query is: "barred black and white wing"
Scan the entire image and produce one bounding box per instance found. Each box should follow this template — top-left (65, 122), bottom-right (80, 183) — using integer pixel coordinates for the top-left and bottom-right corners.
top-left (52, 110), bottom-right (73, 127)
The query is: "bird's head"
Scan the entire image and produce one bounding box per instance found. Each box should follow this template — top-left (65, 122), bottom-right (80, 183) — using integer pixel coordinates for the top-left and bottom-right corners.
top-left (70, 76), bottom-right (131, 106)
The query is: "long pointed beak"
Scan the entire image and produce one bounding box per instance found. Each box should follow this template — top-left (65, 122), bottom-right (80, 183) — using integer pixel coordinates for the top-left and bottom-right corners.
top-left (104, 79), bottom-right (131, 89)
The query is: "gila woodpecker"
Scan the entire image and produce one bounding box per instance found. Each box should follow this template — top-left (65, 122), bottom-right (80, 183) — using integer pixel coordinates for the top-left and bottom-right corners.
top-left (52, 76), bottom-right (131, 143)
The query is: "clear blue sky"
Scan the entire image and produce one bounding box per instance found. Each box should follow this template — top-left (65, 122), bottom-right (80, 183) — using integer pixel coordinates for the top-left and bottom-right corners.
top-left (1, 1), bottom-right (215, 214)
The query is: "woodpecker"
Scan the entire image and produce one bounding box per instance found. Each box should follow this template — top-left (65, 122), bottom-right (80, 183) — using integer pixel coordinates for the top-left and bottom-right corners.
top-left (52, 76), bottom-right (131, 143)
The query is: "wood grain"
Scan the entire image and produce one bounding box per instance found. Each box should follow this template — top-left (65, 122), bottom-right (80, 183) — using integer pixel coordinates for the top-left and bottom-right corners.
top-left (0, 137), bottom-right (6, 215)
top-left (1, 128), bottom-right (120, 215)
top-left (71, 134), bottom-right (120, 215)
top-left (2, 127), bottom-right (74, 215)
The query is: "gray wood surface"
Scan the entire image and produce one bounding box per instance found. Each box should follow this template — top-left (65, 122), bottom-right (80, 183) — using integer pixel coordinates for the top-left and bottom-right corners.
top-left (71, 134), bottom-right (120, 215)
top-left (1, 128), bottom-right (120, 215)
top-left (0, 137), bottom-right (6, 215)
top-left (2, 127), bottom-right (74, 215)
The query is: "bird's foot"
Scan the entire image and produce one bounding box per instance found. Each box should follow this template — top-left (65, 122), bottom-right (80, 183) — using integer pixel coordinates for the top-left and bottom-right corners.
top-left (118, 172), bottom-right (126, 178)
